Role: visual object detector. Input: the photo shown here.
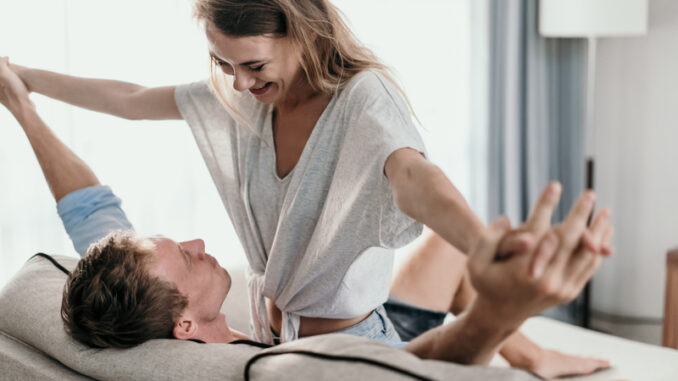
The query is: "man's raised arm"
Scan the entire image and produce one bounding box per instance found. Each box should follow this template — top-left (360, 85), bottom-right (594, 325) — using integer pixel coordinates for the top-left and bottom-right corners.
top-left (0, 57), bottom-right (99, 202)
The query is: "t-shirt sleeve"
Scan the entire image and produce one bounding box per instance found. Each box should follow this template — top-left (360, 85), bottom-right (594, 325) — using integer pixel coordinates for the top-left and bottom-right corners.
top-left (56, 185), bottom-right (134, 257)
top-left (342, 72), bottom-right (427, 248)
top-left (174, 80), bottom-right (222, 126)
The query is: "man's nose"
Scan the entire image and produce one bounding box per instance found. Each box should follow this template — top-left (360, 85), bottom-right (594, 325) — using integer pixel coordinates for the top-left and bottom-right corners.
top-left (180, 239), bottom-right (206, 256)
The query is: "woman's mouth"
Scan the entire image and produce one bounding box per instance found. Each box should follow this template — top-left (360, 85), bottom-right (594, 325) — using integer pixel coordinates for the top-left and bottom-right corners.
top-left (250, 82), bottom-right (273, 96)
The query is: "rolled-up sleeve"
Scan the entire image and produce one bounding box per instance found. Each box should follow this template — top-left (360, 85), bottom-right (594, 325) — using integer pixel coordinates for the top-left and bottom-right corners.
top-left (56, 185), bottom-right (134, 257)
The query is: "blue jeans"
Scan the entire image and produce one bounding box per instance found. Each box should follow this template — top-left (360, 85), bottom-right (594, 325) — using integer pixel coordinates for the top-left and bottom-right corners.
top-left (333, 305), bottom-right (406, 348)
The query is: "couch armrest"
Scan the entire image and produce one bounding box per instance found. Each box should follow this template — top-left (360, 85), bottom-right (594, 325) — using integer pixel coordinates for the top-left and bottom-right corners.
top-left (662, 248), bottom-right (678, 348)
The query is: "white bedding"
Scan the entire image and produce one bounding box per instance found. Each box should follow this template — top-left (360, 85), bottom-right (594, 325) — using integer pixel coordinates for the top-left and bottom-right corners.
top-left (518, 316), bottom-right (678, 380)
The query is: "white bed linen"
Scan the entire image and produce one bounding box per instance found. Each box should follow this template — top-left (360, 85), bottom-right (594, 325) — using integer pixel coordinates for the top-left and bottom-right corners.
top-left (517, 316), bottom-right (678, 380)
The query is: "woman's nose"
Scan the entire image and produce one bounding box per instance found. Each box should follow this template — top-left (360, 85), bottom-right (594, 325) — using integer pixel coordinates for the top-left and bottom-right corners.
top-left (232, 70), bottom-right (255, 92)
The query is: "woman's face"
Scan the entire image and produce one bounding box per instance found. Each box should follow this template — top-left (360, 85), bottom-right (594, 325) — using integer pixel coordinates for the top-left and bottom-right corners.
top-left (205, 22), bottom-right (305, 105)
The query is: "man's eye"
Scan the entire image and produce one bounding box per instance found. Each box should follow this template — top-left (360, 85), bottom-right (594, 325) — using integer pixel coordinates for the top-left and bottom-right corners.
top-left (249, 64), bottom-right (265, 72)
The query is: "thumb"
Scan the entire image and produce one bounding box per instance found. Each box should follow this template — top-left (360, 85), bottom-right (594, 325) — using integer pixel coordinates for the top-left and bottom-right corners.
top-left (470, 216), bottom-right (512, 267)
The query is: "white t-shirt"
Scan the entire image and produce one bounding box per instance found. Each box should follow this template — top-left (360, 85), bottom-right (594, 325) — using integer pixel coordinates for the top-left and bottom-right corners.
top-left (175, 70), bottom-right (426, 344)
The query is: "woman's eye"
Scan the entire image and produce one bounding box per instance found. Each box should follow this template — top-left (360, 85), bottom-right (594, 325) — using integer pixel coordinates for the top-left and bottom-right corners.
top-left (249, 65), bottom-right (265, 72)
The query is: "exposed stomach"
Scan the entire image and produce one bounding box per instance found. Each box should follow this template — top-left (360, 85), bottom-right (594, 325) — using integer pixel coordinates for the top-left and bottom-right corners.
top-left (266, 297), bottom-right (371, 338)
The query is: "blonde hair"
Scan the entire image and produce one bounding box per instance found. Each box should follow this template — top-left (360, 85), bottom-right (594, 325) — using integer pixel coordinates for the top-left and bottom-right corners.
top-left (193, 0), bottom-right (417, 131)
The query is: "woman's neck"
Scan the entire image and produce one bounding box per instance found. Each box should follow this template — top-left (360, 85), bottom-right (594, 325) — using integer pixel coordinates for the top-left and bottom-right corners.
top-left (276, 72), bottom-right (323, 111)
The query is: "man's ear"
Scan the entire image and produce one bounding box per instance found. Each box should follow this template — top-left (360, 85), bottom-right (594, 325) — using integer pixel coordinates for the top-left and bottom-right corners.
top-left (173, 315), bottom-right (199, 341)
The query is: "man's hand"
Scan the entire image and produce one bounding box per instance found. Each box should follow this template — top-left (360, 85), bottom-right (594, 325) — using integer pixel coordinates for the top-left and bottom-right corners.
top-left (0, 57), bottom-right (33, 114)
top-left (467, 187), bottom-right (613, 328)
top-left (496, 182), bottom-right (613, 259)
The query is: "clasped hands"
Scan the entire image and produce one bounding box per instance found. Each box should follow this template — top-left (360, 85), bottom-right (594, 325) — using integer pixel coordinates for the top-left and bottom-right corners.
top-left (467, 182), bottom-right (613, 329)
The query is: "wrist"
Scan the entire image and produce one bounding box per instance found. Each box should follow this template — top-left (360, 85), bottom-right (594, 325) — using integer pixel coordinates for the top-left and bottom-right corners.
top-left (12, 98), bottom-right (37, 122)
top-left (10, 64), bottom-right (29, 84)
top-left (470, 296), bottom-right (524, 335)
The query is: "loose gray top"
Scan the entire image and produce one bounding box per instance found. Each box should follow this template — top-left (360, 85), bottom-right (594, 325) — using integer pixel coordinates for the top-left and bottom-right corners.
top-left (175, 71), bottom-right (426, 343)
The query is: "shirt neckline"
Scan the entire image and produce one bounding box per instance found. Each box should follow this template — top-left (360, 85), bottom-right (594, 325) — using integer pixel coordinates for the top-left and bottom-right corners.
top-left (265, 94), bottom-right (338, 182)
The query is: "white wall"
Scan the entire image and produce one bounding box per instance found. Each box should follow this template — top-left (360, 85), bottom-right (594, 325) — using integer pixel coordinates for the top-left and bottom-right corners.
top-left (591, 0), bottom-right (678, 344)
top-left (0, 1), bottom-right (480, 288)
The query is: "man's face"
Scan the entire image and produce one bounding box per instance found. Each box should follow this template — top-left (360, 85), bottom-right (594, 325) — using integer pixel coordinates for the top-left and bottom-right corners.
top-left (148, 236), bottom-right (232, 333)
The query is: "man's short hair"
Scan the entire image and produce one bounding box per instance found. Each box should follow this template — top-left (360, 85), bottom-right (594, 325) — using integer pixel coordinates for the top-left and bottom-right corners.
top-left (61, 231), bottom-right (188, 348)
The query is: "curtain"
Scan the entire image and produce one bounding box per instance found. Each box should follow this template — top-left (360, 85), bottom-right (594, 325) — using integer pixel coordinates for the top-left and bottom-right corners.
top-left (486, 0), bottom-right (588, 324)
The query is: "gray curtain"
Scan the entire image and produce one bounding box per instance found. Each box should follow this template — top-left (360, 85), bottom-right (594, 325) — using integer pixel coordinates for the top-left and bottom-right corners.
top-left (486, 0), bottom-right (587, 324)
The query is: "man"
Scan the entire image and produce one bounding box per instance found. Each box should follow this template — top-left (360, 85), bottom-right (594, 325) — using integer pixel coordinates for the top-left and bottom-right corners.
top-left (0, 56), bottom-right (612, 375)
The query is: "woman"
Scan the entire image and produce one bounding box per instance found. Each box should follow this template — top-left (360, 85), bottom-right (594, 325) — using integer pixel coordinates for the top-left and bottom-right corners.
top-left (8, 1), bottom-right (609, 376)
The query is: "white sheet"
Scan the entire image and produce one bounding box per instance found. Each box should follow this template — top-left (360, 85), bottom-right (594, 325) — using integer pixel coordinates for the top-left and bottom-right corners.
top-left (517, 316), bottom-right (678, 380)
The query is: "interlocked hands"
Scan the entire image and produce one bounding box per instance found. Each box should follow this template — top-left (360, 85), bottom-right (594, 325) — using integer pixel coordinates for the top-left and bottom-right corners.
top-left (0, 57), bottom-right (32, 113)
top-left (467, 182), bottom-right (613, 327)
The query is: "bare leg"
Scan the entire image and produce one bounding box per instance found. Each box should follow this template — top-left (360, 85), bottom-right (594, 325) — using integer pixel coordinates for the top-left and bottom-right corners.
top-left (391, 228), bottom-right (468, 312)
top-left (391, 229), bottom-right (609, 378)
top-left (0, 58), bottom-right (99, 202)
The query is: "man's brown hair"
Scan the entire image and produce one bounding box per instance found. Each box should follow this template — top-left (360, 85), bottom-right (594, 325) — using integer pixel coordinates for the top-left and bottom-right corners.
top-left (61, 231), bottom-right (188, 348)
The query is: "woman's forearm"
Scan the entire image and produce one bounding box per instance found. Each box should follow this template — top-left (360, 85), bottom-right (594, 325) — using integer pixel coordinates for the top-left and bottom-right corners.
top-left (386, 148), bottom-right (485, 253)
top-left (13, 64), bottom-right (181, 120)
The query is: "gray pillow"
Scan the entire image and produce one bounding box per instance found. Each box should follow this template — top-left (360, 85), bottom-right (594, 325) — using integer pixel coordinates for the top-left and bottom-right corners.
top-left (250, 334), bottom-right (538, 381)
top-left (0, 255), bottom-right (260, 380)
top-left (0, 254), bottom-right (537, 381)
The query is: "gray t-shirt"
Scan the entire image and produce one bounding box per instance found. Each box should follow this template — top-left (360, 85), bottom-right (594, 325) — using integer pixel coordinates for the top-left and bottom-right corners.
top-left (175, 70), bottom-right (426, 344)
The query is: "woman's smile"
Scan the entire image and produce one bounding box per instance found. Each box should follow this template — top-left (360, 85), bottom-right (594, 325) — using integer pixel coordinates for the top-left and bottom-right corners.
top-left (250, 82), bottom-right (273, 96)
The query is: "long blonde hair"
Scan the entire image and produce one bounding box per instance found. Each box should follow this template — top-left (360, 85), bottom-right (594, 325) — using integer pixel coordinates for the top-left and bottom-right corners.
top-left (193, 0), bottom-right (416, 130)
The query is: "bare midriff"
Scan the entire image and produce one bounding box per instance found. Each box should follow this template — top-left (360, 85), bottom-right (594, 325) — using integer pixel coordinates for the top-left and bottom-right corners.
top-left (266, 297), bottom-right (371, 338)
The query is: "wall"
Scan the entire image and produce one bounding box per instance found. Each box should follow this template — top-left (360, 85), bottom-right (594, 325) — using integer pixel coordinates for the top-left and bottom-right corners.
top-left (591, 0), bottom-right (678, 344)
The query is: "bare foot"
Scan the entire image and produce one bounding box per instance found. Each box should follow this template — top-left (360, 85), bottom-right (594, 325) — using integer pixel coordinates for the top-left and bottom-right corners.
top-left (527, 349), bottom-right (610, 379)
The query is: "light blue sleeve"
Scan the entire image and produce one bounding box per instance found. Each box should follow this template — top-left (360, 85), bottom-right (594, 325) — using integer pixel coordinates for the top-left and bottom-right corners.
top-left (56, 185), bottom-right (134, 257)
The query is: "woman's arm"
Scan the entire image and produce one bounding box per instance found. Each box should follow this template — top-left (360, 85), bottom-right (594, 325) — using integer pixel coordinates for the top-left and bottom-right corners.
top-left (12, 63), bottom-right (181, 120)
top-left (384, 147), bottom-right (485, 253)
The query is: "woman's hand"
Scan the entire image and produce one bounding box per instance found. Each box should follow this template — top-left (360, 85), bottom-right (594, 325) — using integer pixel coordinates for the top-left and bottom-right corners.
top-left (0, 57), bottom-right (33, 114)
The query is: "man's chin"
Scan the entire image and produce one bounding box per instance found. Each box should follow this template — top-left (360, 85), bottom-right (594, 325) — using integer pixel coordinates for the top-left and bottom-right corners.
top-left (222, 268), bottom-right (232, 295)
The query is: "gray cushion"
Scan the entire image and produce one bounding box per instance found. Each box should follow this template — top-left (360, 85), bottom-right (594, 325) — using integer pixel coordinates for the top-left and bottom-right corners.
top-left (0, 254), bottom-right (537, 380)
top-left (0, 331), bottom-right (89, 381)
top-left (251, 334), bottom-right (538, 381)
top-left (0, 255), bottom-right (260, 380)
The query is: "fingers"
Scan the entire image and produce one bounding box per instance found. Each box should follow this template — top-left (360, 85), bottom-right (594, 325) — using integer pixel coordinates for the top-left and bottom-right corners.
top-left (600, 226), bottom-right (615, 257)
top-left (579, 227), bottom-right (614, 290)
top-left (555, 191), bottom-right (597, 256)
top-left (538, 201), bottom-right (606, 298)
top-left (497, 231), bottom-right (535, 259)
top-left (580, 208), bottom-right (611, 254)
top-left (468, 217), bottom-right (512, 269)
top-left (0, 57), bottom-right (9, 74)
top-left (529, 231), bottom-right (559, 278)
top-left (567, 210), bottom-right (611, 290)
top-left (524, 182), bottom-right (562, 234)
